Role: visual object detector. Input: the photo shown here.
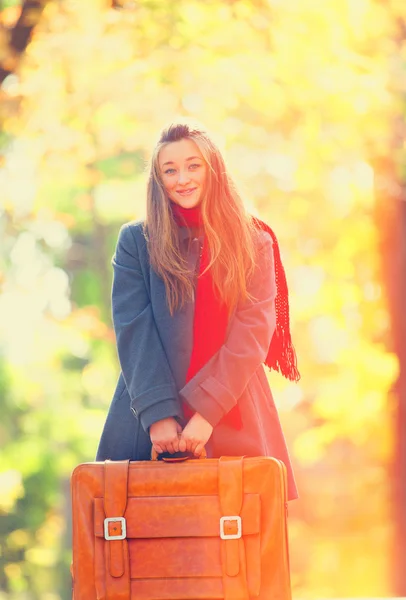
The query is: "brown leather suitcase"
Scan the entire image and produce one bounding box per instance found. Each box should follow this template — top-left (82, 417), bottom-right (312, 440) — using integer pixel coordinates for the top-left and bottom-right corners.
top-left (70, 455), bottom-right (292, 599)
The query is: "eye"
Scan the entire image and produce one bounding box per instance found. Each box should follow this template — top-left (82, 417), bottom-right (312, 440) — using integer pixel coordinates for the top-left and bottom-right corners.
top-left (164, 163), bottom-right (201, 174)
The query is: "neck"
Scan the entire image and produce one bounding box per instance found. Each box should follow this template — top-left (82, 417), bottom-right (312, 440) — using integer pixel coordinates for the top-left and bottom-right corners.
top-left (170, 200), bottom-right (203, 228)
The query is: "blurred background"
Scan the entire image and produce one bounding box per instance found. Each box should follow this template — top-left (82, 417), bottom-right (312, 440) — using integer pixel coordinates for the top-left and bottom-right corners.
top-left (1, 0), bottom-right (406, 598)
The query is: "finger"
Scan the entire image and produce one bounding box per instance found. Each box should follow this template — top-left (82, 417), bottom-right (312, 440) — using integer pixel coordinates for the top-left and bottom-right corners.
top-left (185, 437), bottom-right (195, 453)
top-left (194, 443), bottom-right (204, 457)
top-left (172, 436), bottom-right (180, 453)
top-left (187, 438), bottom-right (199, 453)
top-left (166, 441), bottom-right (176, 454)
top-left (179, 434), bottom-right (190, 453)
top-left (153, 443), bottom-right (164, 454)
top-left (191, 442), bottom-right (200, 455)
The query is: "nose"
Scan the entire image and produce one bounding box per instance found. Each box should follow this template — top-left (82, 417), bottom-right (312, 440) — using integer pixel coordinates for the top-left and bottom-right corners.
top-left (178, 169), bottom-right (191, 185)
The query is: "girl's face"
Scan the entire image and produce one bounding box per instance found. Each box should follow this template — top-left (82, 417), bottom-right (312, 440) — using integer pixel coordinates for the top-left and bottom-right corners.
top-left (158, 138), bottom-right (207, 209)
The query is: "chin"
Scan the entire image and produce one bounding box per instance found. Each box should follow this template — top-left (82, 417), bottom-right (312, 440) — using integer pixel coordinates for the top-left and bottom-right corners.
top-left (181, 201), bottom-right (202, 209)
top-left (173, 195), bottom-right (202, 209)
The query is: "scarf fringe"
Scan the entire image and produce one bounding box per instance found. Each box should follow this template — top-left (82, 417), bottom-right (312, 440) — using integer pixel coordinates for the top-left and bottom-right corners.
top-left (265, 330), bottom-right (301, 382)
top-left (252, 216), bottom-right (301, 383)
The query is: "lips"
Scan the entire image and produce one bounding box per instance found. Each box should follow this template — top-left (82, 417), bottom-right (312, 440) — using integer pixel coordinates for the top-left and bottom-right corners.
top-left (177, 187), bottom-right (197, 195)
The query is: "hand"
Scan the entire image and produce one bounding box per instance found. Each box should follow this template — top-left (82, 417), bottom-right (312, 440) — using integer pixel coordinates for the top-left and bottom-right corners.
top-left (149, 417), bottom-right (182, 454)
top-left (178, 412), bottom-right (213, 456)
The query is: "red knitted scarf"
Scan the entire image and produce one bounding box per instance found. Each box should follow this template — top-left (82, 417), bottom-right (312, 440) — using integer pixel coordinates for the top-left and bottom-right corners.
top-left (170, 201), bottom-right (300, 430)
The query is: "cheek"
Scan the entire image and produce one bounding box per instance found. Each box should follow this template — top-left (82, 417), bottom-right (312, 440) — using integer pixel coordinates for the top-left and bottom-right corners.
top-left (162, 177), bottom-right (173, 191)
top-left (199, 169), bottom-right (208, 185)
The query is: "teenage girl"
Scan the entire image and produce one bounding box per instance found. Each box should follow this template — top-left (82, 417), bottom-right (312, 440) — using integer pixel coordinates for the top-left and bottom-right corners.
top-left (96, 119), bottom-right (299, 501)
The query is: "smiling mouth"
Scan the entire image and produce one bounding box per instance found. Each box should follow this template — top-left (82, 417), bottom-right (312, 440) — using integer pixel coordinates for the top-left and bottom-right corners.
top-left (177, 188), bottom-right (197, 196)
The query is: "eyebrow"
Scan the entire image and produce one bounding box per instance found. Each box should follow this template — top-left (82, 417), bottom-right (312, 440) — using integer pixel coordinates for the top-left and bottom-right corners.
top-left (161, 156), bottom-right (202, 167)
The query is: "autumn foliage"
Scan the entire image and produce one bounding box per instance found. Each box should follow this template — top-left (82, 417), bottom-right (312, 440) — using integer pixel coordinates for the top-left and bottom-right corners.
top-left (0, 0), bottom-right (405, 598)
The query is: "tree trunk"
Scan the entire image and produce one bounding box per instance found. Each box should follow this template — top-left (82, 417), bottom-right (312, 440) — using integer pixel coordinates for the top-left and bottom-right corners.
top-left (0, 0), bottom-right (48, 85)
top-left (375, 158), bottom-right (406, 595)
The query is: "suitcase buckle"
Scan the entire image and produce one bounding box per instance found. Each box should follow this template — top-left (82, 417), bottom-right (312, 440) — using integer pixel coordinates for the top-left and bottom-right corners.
top-left (220, 516), bottom-right (242, 540)
top-left (104, 517), bottom-right (127, 540)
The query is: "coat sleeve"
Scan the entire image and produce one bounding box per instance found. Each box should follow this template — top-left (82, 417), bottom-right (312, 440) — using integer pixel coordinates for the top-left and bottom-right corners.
top-left (111, 223), bottom-right (183, 433)
top-left (178, 231), bottom-right (277, 428)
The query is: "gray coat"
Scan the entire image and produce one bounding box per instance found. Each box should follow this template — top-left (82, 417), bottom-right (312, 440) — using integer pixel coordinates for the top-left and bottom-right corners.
top-left (95, 220), bottom-right (298, 501)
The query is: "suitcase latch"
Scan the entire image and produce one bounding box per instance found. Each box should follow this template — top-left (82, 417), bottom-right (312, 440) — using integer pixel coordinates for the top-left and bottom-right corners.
top-left (220, 515), bottom-right (242, 540)
top-left (104, 517), bottom-right (127, 540)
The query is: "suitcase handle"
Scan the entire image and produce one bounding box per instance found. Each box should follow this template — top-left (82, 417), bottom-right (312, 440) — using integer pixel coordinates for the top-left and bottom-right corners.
top-left (151, 447), bottom-right (207, 462)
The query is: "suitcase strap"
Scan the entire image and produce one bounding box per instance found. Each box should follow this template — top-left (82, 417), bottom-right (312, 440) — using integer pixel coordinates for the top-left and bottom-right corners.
top-left (103, 459), bottom-right (131, 600)
top-left (218, 457), bottom-right (250, 600)
top-left (100, 458), bottom-right (249, 600)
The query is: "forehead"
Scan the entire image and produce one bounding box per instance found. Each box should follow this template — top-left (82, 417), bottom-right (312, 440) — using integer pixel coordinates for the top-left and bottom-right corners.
top-left (158, 138), bottom-right (204, 167)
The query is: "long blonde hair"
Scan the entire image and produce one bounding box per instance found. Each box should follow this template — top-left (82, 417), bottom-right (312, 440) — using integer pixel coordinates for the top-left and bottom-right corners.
top-left (144, 119), bottom-right (261, 318)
